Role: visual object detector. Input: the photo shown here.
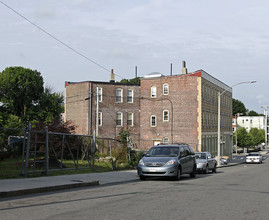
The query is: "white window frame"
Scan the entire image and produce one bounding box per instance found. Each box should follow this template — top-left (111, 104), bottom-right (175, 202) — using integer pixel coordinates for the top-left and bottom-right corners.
top-left (163, 110), bottom-right (169, 122)
top-left (98, 87), bottom-right (102, 102)
top-left (116, 112), bottom-right (123, 126)
top-left (127, 89), bottom-right (133, 103)
top-left (116, 88), bottom-right (123, 103)
top-left (127, 112), bottom-right (134, 127)
top-left (98, 112), bottom-right (102, 126)
top-left (151, 86), bottom-right (156, 98)
top-left (150, 115), bottom-right (157, 127)
top-left (163, 83), bottom-right (169, 95)
top-left (163, 137), bottom-right (169, 144)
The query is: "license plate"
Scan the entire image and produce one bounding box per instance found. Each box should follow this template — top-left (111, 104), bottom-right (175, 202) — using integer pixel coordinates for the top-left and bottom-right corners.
top-left (149, 169), bottom-right (157, 172)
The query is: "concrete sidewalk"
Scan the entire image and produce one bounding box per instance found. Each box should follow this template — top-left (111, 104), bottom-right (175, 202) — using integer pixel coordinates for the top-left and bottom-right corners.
top-left (0, 170), bottom-right (138, 198)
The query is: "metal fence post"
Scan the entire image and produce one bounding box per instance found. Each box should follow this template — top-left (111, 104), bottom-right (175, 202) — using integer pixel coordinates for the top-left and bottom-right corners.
top-left (45, 126), bottom-right (49, 176)
top-left (20, 126), bottom-right (27, 176)
top-left (24, 123), bottom-right (32, 177)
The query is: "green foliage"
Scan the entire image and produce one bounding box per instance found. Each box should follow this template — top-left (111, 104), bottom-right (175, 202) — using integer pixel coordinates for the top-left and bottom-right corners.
top-left (232, 99), bottom-right (247, 116)
top-left (249, 128), bottom-right (265, 146)
top-left (236, 128), bottom-right (250, 147)
top-left (36, 87), bottom-right (64, 123)
top-left (236, 127), bottom-right (265, 148)
top-left (118, 77), bottom-right (140, 85)
top-left (0, 66), bottom-right (63, 124)
top-left (0, 67), bottom-right (44, 120)
top-left (247, 110), bottom-right (259, 116)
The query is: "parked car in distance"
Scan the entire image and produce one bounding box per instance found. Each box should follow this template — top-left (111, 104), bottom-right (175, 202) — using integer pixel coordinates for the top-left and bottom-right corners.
top-left (195, 152), bottom-right (217, 173)
top-left (246, 152), bottom-right (263, 164)
top-left (137, 143), bottom-right (197, 181)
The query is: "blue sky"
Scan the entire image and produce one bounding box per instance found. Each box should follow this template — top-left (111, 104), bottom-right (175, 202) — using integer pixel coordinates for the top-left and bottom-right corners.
top-left (1, 0), bottom-right (269, 113)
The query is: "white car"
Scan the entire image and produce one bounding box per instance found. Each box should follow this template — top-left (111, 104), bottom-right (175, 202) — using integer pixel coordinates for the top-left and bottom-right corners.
top-left (245, 152), bottom-right (263, 164)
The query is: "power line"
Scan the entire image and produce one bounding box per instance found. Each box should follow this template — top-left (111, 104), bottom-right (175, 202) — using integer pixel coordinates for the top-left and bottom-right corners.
top-left (0, 1), bottom-right (124, 79)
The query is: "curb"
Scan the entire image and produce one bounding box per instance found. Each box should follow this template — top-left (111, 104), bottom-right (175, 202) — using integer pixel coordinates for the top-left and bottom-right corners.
top-left (0, 180), bottom-right (99, 198)
top-left (217, 162), bottom-right (246, 169)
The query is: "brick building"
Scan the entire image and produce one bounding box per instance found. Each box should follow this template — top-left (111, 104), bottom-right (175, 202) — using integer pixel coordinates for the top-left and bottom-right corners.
top-left (64, 78), bottom-right (140, 148)
top-left (64, 64), bottom-right (233, 157)
top-left (140, 66), bottom-right (232, 157)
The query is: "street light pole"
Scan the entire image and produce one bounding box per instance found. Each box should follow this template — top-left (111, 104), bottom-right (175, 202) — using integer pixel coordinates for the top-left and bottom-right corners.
top-left (217, 81), bottom-right (256, 166)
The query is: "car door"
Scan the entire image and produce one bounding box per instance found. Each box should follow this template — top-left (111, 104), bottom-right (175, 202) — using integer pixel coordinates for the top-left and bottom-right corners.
top-left (184, 146), bottom-right (193, 172)
top-left (207, 153), bottom-right (214, 169)
top-left (178, 147), bottom-right (189, 174)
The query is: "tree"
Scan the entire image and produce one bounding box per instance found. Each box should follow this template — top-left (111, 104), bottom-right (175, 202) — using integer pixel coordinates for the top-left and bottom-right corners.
top-left (247, 110), bottom-right (259, 116)
top-left (36, 87), bottom-right (64, 123)
top-left (0, 67), bottom-right (44, 120)
top-left (236, 128), bottom-right (251, 147)
top-left (232, 99), bottom-right (247, 115)
top-left (0, 67), bottom-right (63, 124)
top-left (118, 77), bottom-right (140, 85)
top-left (249, 128), bottom-right (265, 146)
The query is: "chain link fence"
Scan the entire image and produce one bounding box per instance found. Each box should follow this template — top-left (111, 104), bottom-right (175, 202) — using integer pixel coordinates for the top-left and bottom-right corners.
top-left (0, 124), bottom-right (138, 178)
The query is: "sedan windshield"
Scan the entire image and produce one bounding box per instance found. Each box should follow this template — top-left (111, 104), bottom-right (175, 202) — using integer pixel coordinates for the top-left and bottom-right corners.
top-left (146, 147), bottom-right (179, 157)
top-left (248, 153), bottom-right (260, 156)
top-left (195, 153), bottom-right (207, 159)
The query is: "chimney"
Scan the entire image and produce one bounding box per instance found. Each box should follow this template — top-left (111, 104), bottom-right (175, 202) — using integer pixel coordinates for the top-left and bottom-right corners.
top-left (110, 69), bottom-right (115, 83)
top-left (182, 60), bottom-right (188, 75)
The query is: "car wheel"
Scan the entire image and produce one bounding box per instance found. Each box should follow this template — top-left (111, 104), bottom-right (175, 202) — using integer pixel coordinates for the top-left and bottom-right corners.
top-left (174, 167), bottom-right (181, 181)
top-left (140, 175), bottom-right (146, 180)
top-left (190, 166), bottom-right (196, 178)
top-left (212, 164), bottom-right (217, 173)
top-left (204, 165), bottom-right (209, 174)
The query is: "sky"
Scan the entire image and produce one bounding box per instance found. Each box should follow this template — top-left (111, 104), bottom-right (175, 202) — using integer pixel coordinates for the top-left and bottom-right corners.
top-left (1, 0), bottom-right (269, 114)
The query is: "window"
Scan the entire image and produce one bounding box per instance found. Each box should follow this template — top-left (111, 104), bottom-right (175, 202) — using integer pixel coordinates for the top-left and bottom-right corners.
top-left (151, 86), bottom-right (156, 98)
top-left (127, 89), bottom-right (133, 103)
top-left (163, 110), bottom-right (169, 122)
top-left (250, 119), bottom-right (252, 123)
top-left (242, 119), bottom-right (244, 124)
top-left (116, 88), bottom-right (123, 103)
top-left (163, 137), bottom-right (169, 144)
top-left (96, 87), bottom-right (102, 102)
top-left (116, 112), bottom-right (122, 126)
top-left (98, 112), bottom-right (102, 126)
top-left (163, 84), bottom-right (169, 95)
top-left (127, 112), bottom-right (133, 126)
top-left (150, 115), bottom-right (157, 127)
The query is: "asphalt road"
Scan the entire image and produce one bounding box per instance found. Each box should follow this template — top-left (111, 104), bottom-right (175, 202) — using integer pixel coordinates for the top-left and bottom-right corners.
top-left (1, 158), bottom-right (269, 220)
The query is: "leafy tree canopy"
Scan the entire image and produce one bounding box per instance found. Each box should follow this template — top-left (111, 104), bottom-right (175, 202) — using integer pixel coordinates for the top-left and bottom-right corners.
top-left (0, 67), bottom-right (44, 118)
top-left (232, 99), bottom-right (247, 116)
top-left (118, 77), bottom-right (140, 85)
top-left (247, 110), bottom-right (259, 116)
top-left (0, 66), bottom-right (63, 125)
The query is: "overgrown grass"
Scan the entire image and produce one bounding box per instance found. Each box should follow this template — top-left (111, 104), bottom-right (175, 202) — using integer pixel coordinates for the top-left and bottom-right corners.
top-left (0, 157), bottom-right (133, 179)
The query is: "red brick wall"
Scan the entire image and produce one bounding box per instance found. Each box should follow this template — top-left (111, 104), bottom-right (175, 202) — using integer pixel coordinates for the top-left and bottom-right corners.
top-left (140, 75), bottom-right (199, 150)
top-left (65, 82), bottom-right (90, 135)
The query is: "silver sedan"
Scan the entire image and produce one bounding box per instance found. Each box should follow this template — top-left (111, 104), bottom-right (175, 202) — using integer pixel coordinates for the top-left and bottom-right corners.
top-left (195, 152), bottom-right (217, 174)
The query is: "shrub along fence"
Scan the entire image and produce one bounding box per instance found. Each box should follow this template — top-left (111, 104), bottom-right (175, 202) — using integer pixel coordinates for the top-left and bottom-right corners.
top-left (0, 124), bottom-right (136, 178)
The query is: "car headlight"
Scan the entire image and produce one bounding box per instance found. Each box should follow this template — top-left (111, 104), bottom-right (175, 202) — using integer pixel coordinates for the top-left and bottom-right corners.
top-left (139, 159), bottom-right (144, 166)
top-left (198, 162), bottom-right (206, 165)
top-left (165, 159), bottom-right (177, 166)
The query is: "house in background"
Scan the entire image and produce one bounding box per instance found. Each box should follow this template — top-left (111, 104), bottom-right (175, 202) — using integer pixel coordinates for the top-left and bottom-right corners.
top-left (233, 116), bottom-right (265, 133)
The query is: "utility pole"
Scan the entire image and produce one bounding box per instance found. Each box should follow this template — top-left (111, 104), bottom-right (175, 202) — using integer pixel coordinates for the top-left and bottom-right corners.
top-left (96, 87), bottom-right (99, 137)
top-left (262, 106), bottom-right (269, 150)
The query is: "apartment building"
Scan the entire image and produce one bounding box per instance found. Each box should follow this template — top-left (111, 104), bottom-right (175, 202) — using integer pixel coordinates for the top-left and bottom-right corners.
top-left (233, 116), bottom-right (265, 132)
top-left (64, 75), bottom-right (140, 148)
top-left (140, 64), bottom-right (233, 157)
top-left (64, 63), bottom-right (233, 157)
